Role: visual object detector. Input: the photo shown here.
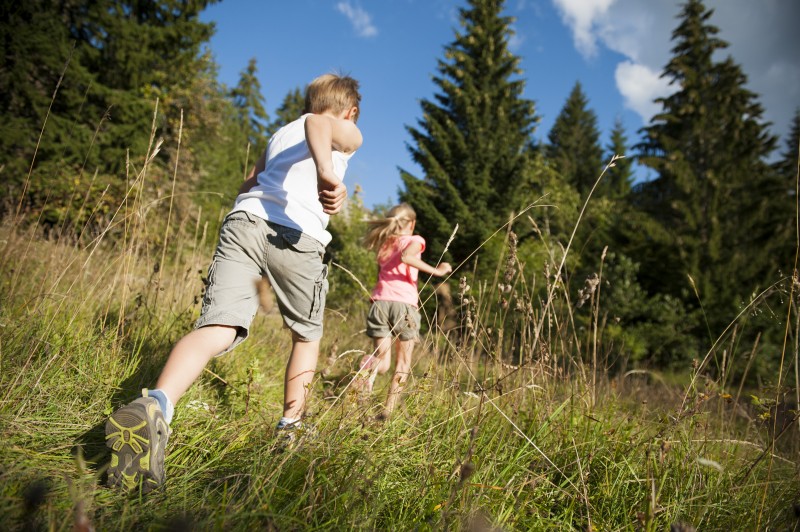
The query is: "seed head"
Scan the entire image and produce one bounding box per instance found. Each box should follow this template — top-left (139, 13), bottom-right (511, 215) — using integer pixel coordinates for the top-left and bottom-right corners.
top-left (577, 273), bottom-right (599, 308)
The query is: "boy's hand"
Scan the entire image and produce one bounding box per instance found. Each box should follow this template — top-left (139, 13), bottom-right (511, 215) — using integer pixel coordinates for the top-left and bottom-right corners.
top-left (319, 180), bottom-right (347, 214)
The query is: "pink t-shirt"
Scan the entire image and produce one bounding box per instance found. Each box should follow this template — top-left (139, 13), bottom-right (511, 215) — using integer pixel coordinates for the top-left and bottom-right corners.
top-left (370, 235), bottom-right (426, 307)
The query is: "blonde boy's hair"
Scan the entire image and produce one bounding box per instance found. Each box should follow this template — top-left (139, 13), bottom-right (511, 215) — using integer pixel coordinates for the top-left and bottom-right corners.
top-left (364, 203), bottom-right (417, 257)
top-left (304, 73), bottom-right (361, 122)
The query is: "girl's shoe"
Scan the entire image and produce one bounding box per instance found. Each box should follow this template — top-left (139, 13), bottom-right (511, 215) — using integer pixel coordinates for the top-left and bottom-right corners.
top-left (105, 390), bottom-right (170, 492)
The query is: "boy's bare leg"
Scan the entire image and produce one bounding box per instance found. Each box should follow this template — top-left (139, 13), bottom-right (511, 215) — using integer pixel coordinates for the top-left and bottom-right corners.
top-left (382, 338), bottom-right (414, 416)
top-left (107, 324), bottom-right (236, 491)
top-left (156, 325), bottom-right (238, 404)
top-left (283, 333), bottom-right (320, 420)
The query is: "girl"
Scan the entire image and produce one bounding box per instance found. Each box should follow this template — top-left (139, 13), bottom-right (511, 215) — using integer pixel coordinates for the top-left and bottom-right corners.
top-left (356, 203), bottom-right (452, 418)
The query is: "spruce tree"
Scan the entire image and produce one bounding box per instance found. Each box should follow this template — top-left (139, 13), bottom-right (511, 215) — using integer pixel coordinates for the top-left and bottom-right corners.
top-left (776, 110), bottom-right (800, 183)
top-left (771, 109), bottom-right (800, 271)
top-left (605, 118), bottom-right (633, 199)
top-left (72, 0), bottom-right (219, 172)
top-left (546, 81), bottom-right (603, 197)
top-left (0, 1), bottom-right (98, 208)
top-left (266, 88), bottom-right (305, 138)
top-left (636, 0), bottom-right (777, 332)
top-left (0, 0), bottom-right (220, 227)
top-left (230, 58), bottom-right (269, 150)
top-left (400, 0), bottom-right (538, 264)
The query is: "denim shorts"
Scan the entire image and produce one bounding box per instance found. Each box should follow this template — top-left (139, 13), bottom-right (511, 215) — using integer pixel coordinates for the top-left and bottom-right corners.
top-left (196, 211), bottom-right (328, 351)
top-left (365, 300), bottom-right (420, 341)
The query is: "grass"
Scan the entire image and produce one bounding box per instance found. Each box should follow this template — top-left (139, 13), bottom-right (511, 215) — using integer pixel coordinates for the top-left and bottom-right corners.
top-left (1, 137), bottom-right (798, 530)
top-left (1, 210), bottom-right (798, 531)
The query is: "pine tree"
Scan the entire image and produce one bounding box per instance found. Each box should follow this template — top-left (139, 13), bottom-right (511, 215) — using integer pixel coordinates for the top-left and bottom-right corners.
top-left (74, 0), bottom-right (220, 172)
top-left (571, 117), bottom-right (633, 269)
top-left (636, 0), bottom-right (777, 332)
top-left (0, 0), bottom-right (220, 228)
top-left (771, 109), bottom-right (800, 271)
top-left (776, 110), bottom-right (800, 183)
top-left (230, 58), bottom-right (269, 150)
top-left (399, 0), bottom-right (539, 264)
top-left (605, 118), bottom-right (633, 199)
top-left (546, 81), bottom-right (603, 197)
top-left (547, 86), bottom-right (618, 302)
top-left (0, 1), bottom-right (99, 206)
top-left (266, 87), bottom-right (305, 138)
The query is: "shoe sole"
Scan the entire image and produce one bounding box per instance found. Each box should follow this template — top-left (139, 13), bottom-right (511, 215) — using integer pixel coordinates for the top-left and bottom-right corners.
top-left (105, 398), bottom-right (167, 493)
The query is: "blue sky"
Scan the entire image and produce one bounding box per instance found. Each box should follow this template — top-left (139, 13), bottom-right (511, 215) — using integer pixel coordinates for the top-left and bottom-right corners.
top-left (200, 0), bottom-right (799, 208)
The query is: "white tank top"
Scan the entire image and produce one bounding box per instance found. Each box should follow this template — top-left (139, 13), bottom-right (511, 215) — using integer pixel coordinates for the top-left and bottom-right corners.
top-left (232, 114), bottom-right (354, 246)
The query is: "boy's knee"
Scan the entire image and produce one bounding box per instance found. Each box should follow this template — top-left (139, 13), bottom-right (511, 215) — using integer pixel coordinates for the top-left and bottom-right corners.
top-left (190, 324), bottom-right (241, 354)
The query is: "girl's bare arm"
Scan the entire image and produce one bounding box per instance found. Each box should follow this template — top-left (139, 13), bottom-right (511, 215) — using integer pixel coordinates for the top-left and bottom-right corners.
top-left (401, 242), bottom-right (452, 277)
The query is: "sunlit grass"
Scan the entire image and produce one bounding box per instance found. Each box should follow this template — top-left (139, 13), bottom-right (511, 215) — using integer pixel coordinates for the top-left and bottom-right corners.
top-left (1, 200), bottom-right (797, 530)
top-left (1, 114), bottom-right (798, 529)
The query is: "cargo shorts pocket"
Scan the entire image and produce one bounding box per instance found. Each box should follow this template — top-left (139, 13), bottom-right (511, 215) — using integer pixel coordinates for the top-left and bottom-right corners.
top-left (310, 264), bottom-right (329, 319)
top-left (200, 259), bottom-right (218, 314)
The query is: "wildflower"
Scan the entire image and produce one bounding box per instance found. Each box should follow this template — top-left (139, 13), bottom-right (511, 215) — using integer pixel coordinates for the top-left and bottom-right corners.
top-left (576, 273), bottom-right (599, 307)
top-left (459, 277), bottom-right (476, 338)
top-left (504, 231), bottom-right (517, 285)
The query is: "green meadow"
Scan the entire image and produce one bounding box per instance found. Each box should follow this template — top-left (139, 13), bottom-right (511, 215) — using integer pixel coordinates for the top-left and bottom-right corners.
top-left (0, 154), bottom-right (796, 529)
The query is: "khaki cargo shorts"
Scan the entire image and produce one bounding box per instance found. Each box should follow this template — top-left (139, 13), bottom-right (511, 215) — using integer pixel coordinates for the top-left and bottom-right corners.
top-left (196, 210), bottom-right (328, 351)
top-left (366, 300), bottom-right (421, 341)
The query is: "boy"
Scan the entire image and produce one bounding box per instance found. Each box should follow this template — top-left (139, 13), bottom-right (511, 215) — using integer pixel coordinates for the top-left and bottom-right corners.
top-left (105, 73), bottom-right (363, 492)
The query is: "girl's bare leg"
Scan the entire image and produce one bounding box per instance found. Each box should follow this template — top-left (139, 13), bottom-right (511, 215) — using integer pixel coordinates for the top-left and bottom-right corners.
top-left (359, 337), bottom-right (392, 372)
top-left (283, 333), bottom-right (320, 420)
top-left (382, 338), bottom-right (414, 416)
top-left (356, 336), bottom-right (392, 393)
top-left (373, 337), bottom-right (393, 373)
top-left (156, 325), bottom-right (238, 404)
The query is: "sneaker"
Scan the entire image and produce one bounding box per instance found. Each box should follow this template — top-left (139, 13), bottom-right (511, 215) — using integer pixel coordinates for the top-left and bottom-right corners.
top-left (105, 389), bottom-right (170, 492)
top-left (273, 420), bottom-right (317, 451)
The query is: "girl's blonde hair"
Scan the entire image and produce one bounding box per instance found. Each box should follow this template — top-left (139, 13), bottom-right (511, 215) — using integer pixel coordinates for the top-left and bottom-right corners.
top-left (364, 203), bottom-right (417, 255)
top-left (304, 73), bottom-right (361, 123)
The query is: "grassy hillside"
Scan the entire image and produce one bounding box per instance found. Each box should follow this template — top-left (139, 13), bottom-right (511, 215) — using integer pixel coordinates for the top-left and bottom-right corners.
top-left (0, 174), bottom-right (797, 530)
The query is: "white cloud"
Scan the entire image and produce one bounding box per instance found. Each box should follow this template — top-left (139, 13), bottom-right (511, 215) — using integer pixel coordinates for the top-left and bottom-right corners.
top-left (336, 2), bottom-right (378, 38)
top-left (552, 0), bottom-right (800, 139)
top-left (614, 61), bottom-right (672, 120)
top-left (551, 0), bottom-right (615, 58)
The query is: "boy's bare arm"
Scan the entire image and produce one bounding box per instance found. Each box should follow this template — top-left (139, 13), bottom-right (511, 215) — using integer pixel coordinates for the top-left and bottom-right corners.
top-left (305, 114), bottom-right (362, 214)
top-left (306, 114), bottom-right (362, 155)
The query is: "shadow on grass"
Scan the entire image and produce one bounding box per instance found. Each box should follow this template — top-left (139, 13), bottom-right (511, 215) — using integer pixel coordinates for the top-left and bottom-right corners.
top-left (72, 324), bottom-right (177, 477)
